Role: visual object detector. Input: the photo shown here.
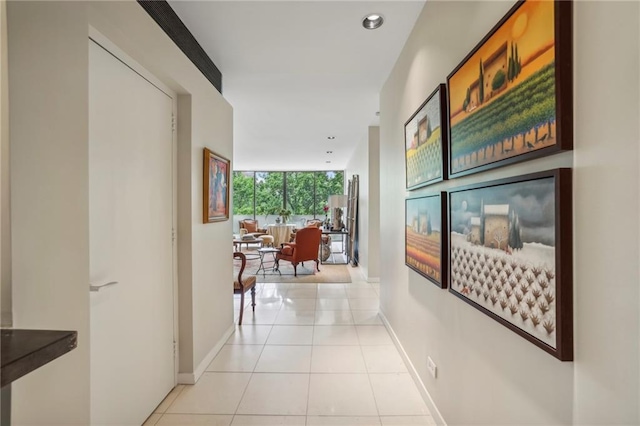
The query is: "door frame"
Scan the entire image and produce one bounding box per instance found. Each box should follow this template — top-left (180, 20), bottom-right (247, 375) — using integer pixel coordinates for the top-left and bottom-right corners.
top-left (89, 27), bottom-right (179, 384)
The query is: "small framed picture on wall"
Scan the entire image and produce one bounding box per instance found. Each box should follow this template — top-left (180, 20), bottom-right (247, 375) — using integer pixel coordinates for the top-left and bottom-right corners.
top-left (203, 148), bottom-right (230, 223)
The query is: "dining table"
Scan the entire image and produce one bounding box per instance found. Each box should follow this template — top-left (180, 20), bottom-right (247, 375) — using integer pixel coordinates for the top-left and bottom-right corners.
top-left (266, 224), bottom-right (296, 247)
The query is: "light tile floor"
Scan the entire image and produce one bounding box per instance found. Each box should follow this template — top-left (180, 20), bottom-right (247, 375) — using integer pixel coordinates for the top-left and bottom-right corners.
top-left (145, 270), bottom-right (435, 426)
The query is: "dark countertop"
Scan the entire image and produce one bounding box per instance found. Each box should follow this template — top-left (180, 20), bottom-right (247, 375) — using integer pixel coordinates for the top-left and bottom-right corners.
top-left (1, 329), bottom-right (77, 388)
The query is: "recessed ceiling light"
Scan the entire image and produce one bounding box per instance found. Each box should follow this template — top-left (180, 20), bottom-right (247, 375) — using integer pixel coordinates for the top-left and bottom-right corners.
top-left (362, 13), bottom-right (384, 30)
top-left (327, 136), bottom-right (335, 140)
top-left (326, 161), bottom-right (331, 163)
top-left (326, 151), bottom-right (333, 154)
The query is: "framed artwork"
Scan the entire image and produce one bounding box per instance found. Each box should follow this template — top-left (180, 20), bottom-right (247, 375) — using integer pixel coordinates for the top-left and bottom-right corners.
top-left (405, 192), bottom-right (447, 288)
top-left (447, 0), bottom-right (572, 178)
top-left (203, 148), bottom-right (230, 223)
top-left (405, 84), bottom-right (448, 189)
top-left (448, 169), bottom-right (572, 360)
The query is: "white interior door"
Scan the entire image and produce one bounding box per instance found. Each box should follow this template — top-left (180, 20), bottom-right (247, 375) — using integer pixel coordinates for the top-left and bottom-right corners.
top-left (89, 40), bottom-right (174, 426)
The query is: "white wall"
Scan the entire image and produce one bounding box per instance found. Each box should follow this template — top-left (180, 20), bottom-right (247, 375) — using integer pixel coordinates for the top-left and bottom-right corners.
top-left (188, 91), bottom-right (234, 375)
top-left (346, 127), bottom-right (380, 282)
top-left (176, 90), bottom-right (234, 382)
top-left (346, 135), bottom-right (369, 276)
top-left (367, 127), bottom-right (380, 281)
top-left (8, 3), bottom-right (91, 423)
top-left (572, 2), bottom-right (639, 423)
top-left (8, 1), bottom-right (234, 423)
top-left (0, 0), bottom-right (9, 327)
top-left (90, 0), bottom-right (235, 386)
top-left (91, 0), bottom-right (236, 387)
top-left (177, 95), bottom-right (195, 374)
top-left (379, 1), bottom-right (639, 425)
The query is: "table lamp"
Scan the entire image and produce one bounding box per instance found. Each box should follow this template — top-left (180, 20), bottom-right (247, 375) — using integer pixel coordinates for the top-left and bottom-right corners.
top-left (328, 194), bottom-right (348, 230)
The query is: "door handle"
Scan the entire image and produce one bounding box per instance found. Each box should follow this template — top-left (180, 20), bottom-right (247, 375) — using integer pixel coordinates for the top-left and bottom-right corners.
top-left (90, 281), bottom-right (119, 292)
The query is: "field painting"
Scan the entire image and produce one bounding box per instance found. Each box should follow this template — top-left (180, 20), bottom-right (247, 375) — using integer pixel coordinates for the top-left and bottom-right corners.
top-left (406, 193), bottom-right (447, 288)
top-left (449, 169), bottom-right (572, 360)
top-left (405, 85), bottom-right (447, 189)
top-left (447, 0), bottom-right (572, 177)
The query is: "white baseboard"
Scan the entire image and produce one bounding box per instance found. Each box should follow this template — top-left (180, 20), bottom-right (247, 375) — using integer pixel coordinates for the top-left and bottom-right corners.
top-left (177, 372), bottom-right (196, 385)
top-left (357, 265), bottom-right (380, 283)
top-left (379, 311), bottom-right (447, 426)
top-left (177, 323), bottom-right (235, 385)
top-left (357, 266), bottom-right (368, 282)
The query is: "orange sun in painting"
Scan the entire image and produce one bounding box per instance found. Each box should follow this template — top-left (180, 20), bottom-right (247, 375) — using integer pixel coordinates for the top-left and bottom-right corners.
top-left (512, 13), bottom-right (528, 39)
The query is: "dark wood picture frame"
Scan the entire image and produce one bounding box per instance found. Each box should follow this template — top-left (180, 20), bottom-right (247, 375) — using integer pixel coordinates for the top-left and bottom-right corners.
top-left (404, 84), bottom-right (448, 190)
top-left (448, 169), bottom-right (572, 360)
top-left (203, 148), bottom-right (230, 223)
top-left (447, 0), bottom-right (572, 178)
top-left (405, 192), bottom-right (448, 288)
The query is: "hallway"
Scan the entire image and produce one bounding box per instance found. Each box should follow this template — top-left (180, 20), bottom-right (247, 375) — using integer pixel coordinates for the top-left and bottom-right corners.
top-left (144, 270), bottom-right (435, 425)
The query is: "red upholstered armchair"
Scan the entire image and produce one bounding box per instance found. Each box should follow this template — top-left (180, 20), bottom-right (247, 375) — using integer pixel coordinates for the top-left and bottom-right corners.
top-left (239, 219), bottom-right (267, 236)
top-left (289, 219), bottom-right (323, 242)
top-left (276, 227), bottom-right (322, 276)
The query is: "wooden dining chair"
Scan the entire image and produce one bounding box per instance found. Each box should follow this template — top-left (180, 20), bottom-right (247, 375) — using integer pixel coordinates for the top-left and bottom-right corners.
top-left (233, 251), bottom-right (256, 325)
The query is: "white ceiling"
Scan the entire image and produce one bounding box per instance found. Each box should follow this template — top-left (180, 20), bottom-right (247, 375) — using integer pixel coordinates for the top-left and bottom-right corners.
top-left (169, 0), bottom-right (425, 171)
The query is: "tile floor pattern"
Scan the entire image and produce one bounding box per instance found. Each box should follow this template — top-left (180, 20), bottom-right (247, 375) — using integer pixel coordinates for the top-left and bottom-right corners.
top-left (145, 271), bottom-right (436, 426)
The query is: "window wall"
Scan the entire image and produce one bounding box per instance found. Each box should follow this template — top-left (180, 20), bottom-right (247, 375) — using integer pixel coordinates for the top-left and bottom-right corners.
top-left (256, 171), bottom-right (284, 221)
top-left (232, 170), bottom-right (344, 230)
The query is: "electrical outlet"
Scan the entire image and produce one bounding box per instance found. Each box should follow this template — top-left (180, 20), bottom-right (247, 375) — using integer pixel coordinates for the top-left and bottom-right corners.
top-left (427, 356), bottom-right (437, 378)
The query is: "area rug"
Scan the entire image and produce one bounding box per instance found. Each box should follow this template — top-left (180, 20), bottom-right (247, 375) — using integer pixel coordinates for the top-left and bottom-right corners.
top-left (239, 250), bottom-right (351, 283)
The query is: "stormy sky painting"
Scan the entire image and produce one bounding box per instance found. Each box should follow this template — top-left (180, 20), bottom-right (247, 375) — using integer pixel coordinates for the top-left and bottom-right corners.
top-left (450, 176), bottom-right (556, 246)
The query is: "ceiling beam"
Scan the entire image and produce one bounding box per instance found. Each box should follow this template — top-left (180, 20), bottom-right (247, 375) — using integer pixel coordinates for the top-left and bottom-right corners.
top-left (137, 0), bottom-right (223, 93)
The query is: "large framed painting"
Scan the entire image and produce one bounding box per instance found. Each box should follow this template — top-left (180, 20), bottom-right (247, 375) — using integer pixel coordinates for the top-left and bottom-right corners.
top-left (448, 169), bottom-right (572, 360)
top-left (203, 148), bottom-right (230, 223)
top-left (405, 84), bottom-right (448, 189)
top-left (405, 193), bottom-right (447, 288)
top-left (447, 0), bottom-right (572, 178)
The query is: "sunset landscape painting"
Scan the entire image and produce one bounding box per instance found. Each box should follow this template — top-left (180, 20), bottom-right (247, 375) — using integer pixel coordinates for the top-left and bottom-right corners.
top-left (447, 0), bottom-right (572, 177)
top-left (406, 193), bottom-right (446, 288)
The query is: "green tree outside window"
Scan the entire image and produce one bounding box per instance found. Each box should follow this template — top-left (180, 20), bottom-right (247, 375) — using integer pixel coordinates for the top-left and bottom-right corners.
top-left (232, 171), bottom-right (255, 215)
top-left (285, 172), bottom-right (315, 215)
top-left (315, 171), bottom-right (344, 216)
top-left (232, 170), bottom-right (344, 219)
top-left (255, 172), bottom-right (284, 218)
